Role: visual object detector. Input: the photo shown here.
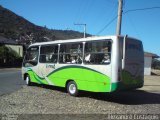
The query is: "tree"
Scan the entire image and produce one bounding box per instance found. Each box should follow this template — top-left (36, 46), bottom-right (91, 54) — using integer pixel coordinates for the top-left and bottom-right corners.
top-left (152, 58), bottom-right (160, 70)
top-left (0, 45), bottom-right (22, 67)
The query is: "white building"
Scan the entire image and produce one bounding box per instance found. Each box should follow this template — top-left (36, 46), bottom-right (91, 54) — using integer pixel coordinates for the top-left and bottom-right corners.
top-left (144, 52), bottom-right (159, 75)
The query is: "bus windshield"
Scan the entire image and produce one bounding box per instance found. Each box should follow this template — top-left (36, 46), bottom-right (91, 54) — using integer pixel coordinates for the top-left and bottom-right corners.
top-left (23, 46), bottom-right (39, 67)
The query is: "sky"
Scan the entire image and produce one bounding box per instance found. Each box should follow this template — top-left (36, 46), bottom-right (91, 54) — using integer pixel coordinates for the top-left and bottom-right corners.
top-left (0, 0), bottom-right (160, 56)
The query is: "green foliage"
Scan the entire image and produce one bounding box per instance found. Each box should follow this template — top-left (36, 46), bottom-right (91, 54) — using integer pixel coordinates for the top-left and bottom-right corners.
top-left (0, 45), bottom-right (8, 58)
top-left (0, 45), bottom-right (22, 67)
top-left (152, 58), bottom-right (160, 70)
top-left (0, 45), bottom-right (20, 59)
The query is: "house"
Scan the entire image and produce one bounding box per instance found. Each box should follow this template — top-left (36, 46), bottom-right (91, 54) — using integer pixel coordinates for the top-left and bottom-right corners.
top-left (0, 36), bottom-right (24, 67)
top-left (144, 52), bottom-right (159, 75)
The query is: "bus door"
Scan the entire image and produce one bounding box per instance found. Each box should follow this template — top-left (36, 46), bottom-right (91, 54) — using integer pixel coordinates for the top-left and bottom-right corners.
top-left (38, 44), bottom-right (59, 85)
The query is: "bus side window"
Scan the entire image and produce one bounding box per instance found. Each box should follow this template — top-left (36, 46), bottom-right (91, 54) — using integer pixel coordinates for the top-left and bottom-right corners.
top-left (59, 43), bottom-right (83, 64)
top-left (51, 54), bottom-right (58, 63)
top-left (40, 55), bottom-right (46, 63)
top-left (39, 45), bottom-right (58, 63)
top-left (84, 40), bottom-right (111, 64)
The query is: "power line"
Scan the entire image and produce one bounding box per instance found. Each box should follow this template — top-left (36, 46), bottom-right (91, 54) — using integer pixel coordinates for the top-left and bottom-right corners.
top-left (125, 13), bottom-right (141, 39)
top-left (107, 0), bottom-right (117, 4)
top-left (96, 6), bottom-right (160, 35)
top-left (95, 1), bottom-right (118, 31)
top-left (74, 1), bottom-right (86, 23)
top-left (96, 15), bottom-right (117, 35)
top-left (123, 7), bottom-right (160, 14)
top-left (75, 0), bottom-right (91, 23)
top-left (123, 0), bottom-right (125, 8)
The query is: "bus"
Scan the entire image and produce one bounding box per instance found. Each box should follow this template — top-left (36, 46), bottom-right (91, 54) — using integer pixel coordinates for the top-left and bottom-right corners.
top-left (22, 35), bottom-right (144, 96)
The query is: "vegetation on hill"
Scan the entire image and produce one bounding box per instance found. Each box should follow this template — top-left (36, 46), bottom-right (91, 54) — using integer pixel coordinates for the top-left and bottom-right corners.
top-left (0, 5), bottom-right (90, 45)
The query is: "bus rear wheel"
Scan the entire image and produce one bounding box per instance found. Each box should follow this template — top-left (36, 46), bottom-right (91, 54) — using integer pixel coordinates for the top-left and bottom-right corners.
top-left (67, 81), bottom-right (78, 96)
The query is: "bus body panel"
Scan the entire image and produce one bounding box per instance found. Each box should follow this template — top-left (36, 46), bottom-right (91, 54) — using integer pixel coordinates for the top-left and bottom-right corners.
top-left (23, 64), bottom-right (112, 92)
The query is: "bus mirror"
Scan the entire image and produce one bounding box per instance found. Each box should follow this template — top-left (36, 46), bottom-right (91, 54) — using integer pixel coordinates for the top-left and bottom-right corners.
top-left (29, 60), bottom-right (38, 66)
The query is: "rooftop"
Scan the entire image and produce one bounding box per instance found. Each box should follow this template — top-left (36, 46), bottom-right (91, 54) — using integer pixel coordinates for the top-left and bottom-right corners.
top-left (0, 36), bottom-right (19, 45)
top-left (144, 52), bottom-right (159, 58)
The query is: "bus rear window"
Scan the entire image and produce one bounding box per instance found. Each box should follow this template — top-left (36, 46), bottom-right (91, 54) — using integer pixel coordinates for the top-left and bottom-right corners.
top-left (125, 38), bottom-right (143, 60)
top-left (126, 39), bottom-right (142, 51)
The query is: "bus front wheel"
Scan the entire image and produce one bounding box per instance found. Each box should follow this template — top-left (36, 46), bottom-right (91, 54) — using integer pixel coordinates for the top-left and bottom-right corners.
top-left (67, 81), bottom-right (78, 96)
top-left (25, 75), bottom-right (31, 86)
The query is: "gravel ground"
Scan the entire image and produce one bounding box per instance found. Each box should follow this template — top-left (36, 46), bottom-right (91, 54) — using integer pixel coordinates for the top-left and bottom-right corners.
top-left (0, 75), bottom-right (160, 115)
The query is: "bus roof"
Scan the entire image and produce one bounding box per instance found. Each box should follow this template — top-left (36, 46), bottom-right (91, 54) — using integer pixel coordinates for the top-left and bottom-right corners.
top-left (29, 35), bottom-right (140, 47)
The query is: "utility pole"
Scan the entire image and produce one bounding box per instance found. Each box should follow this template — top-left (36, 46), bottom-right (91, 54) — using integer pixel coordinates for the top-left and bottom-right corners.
top-left (74, 23), bottom-right (86, 38)
top-left (116, 0), bottom-right (123, 35)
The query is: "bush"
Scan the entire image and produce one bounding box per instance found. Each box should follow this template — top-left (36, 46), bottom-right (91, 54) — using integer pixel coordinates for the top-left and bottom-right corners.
top-left (0, 45), bottom-right (23, 67)
top-left (152, 58), bottom-right (160, 70)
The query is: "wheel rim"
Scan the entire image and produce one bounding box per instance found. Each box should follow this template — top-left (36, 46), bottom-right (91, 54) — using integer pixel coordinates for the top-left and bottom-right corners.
top-left (69, 84), bottom-right (76, 94)
top-left (26, 76), bottom-right (29, 85)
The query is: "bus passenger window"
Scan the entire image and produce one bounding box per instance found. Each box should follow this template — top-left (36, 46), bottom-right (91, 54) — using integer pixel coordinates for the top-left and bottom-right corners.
top-left (59, 43), bottom-right (83, 64)
top-left (39, 45), bottom-right (58, 63)
top-left (84, 40), bottom-right (111, 64)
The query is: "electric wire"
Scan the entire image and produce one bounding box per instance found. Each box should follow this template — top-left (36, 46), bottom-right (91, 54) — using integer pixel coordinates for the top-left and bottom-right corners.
top-left (97, 6), bottom-right (160, 35)
top-left (96, 1), bottom-right (117, 27)
top-left (74, 0), bottom-right (116, 32)
top-left (95, 1), bottom-right (118, 35)
top-left (96, 15), bottom-right (117, 35)
top-left (123, 7), bottom-right (160, 14)
top-left (125, 13), bottom-right (141, 39)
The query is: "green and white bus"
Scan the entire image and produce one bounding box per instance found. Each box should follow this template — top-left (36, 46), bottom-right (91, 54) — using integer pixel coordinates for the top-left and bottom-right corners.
top-left (22, 35), bottom-right (144, 96)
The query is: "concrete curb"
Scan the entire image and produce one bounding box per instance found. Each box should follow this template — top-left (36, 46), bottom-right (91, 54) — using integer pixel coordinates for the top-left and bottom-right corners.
top-left (0, 68), bottom-right (21, 71)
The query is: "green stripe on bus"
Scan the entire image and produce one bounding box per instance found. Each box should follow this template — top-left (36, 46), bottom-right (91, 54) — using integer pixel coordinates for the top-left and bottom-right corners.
top-left (26, 66), bottom-right (111, 92)
top-left (27, 68), bottom-right (47, 84)
top-left (47, 65), bottom-right (107, 77)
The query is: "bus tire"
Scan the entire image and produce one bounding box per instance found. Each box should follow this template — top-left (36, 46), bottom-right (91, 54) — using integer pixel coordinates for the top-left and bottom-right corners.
top-left (67, 81), bottom-right (78, 96)
top-left (25, 75), bottom-right (31, 86)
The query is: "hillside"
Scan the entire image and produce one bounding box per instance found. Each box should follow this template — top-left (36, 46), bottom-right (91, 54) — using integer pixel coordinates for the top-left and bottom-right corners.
top-left (0, 5), bottom-right (90, 45)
